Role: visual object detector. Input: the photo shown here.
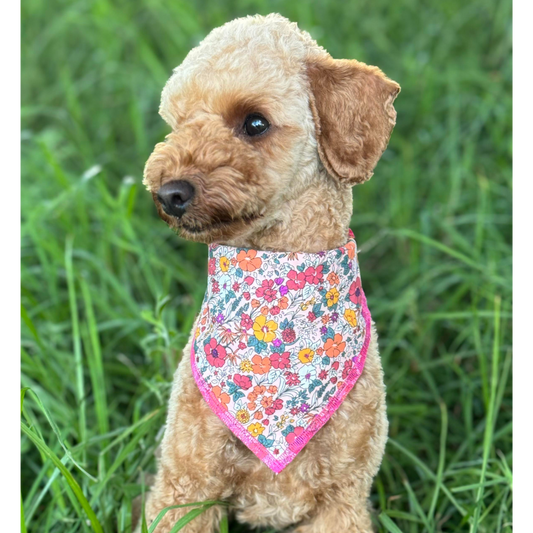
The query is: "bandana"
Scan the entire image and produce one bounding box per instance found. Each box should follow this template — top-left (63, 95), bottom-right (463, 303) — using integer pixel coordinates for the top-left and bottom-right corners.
top-left (191, 230), bottom-right (371, 473)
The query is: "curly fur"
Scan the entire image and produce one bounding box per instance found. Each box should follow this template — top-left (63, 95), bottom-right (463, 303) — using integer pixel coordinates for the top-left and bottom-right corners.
top-left (140, 12), bottom-right (399, 533)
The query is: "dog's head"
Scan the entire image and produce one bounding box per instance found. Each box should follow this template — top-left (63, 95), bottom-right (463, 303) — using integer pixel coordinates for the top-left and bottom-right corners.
top-left (144, 13), bottom-right (399, 244)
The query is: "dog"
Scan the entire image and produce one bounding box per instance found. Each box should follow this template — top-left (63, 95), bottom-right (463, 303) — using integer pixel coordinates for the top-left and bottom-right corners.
top-left (141, 13), bottom-right (399, 533)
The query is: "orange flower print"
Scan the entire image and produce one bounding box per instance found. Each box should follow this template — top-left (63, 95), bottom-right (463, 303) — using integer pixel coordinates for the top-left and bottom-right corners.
top-left (252, 354), bottom-right (272, 374)
top-left (324, 334), bottom-right (346, 358)
top-left (211, 386), bottom-right (230, 411)
top-left (237, 250), bottom-right (262, 272)
top-left (278, 296), bottom-right (289, 310)
top-left (254, 410), bottom-right (264, 420)
top-left (327, 272), bottom-right (340, 286)
top-left (298, 348), bottom-right (315, 364)
top-left (345, 241), bottom-right (356, 260)
top-left (247, 401), bottom-right (257, 410)
top-left (249, 385), bottom-right (266, 399)
top-left (260, 305), bottom-right (269, 315)
top-left (261, 396), bottom-right (273, 409)
top-left (251, 299), bottom-right (261, 309)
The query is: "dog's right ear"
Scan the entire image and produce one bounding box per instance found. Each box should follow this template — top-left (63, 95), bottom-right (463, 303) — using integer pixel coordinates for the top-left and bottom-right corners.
top-left (306, 54), bottom-right (400, 185)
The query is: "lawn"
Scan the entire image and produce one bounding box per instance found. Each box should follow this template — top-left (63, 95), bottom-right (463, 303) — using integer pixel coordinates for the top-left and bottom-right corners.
top-left (21, 0), bottom-right (512, 531)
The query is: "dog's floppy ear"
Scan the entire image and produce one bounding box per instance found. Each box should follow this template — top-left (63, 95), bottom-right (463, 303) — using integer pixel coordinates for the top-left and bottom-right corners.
top-left (307, 54), bottom-right (400, 185)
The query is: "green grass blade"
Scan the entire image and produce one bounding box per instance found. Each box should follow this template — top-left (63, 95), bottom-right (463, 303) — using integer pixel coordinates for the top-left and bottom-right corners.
top-left (21, 422), bottom-right (103, 533)
top-left (21, 493), bottom-right (27, 533)
top-left (169, 504), bottom-right (216, 533)
top-left (470, 295), bottom-right (501, 532)
top-left (21, 387), bottom-right (29, 413)
top-left (219, 513), bottom-right (228, 533)
top-left (428, 401), bottom-right (448, 522)
top-left (65, 235), bottom-right (86, 445)
top-left (23, 388), bottom-right (96, 482)
top-left (21, 305), bottom-right (45, 351)
top-left (80, 276), bottom-right (109, 437)
top-left (379, 513), bottom-right (404, 533)
top-left (148, 501), bottom-right (227, 533)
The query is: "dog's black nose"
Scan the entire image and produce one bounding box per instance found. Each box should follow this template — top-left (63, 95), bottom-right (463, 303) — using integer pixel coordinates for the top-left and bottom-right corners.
top-left (157, 180), bottom-right (196, 218)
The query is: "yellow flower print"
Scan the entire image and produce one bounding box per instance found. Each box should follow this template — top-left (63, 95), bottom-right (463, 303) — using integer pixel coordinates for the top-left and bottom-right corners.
top-left (247, 422), bottom-right (265, 438)
top-left (240, 359), bottom-right (253, 373)
top-left (195, 327), bottom-right (200, 338)
top-left (219, 256), bottom-right (230, 272)
top-left (325, 287), bottom-right (340, 307)
top-left (298, 348), bottom-right (315, 364)
top-left (253, 315), bottom-right (278, 343)
top-left (344, 308), bottom-right (358, 327)
top-left (236, 409), bottom-right (250, 424)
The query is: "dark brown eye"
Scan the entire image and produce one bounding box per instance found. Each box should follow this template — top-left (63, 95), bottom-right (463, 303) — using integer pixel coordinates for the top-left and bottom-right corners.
top-left (243, 114), bottom-right (270, 136)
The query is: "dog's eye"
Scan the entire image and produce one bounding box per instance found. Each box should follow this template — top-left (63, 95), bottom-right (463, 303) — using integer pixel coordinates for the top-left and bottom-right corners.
top-left (243, 114), bottom-right (270, 136)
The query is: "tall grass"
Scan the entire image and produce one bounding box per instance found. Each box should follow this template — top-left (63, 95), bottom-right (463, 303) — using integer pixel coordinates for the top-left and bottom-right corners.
top-left (21, 0), bottom-right (511, 531)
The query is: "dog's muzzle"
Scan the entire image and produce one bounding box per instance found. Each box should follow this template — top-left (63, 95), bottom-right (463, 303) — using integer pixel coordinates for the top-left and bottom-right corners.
top-left (157, 180), bottom-right (196, 218)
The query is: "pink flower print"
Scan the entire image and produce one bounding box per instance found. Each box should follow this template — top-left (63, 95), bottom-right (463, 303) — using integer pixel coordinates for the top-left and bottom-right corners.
top-left (270, 306), bottom-right (281, 316)
top-left (342, 359), bottom-right (353, 379)
top-left (232, 282), bottom-right (240, 292)
top-left (243, 292), bottom-right (250, 300)
top-left (349, 279), bottom-right (363, 305)
top-left (241, 313), bottom-right (253, 330)
top-left (204, 338), bottom-right (227, 368)
top-left (211, 280), bottom-right (220, 294)
top-left (285, 426), bottom-right (304, 444)
top-left (233, 374), bottom-right (252, 390)
top-left (285, 371), bottom-right (300, 386)
top-left (304, 265), bottom-right (323, 285)
top-left (319, 369), bottom-right (328, 380)
top-left (208, 258), bottom-right (216, 275)
top-left (256, 279), bottom-right (277, 302)
top-left (271, 351), bottom-right (290, 369)
top-left (308, 312), bottom-right (317, 321)
top-left (281, 328), bottom-right (296, 343)
top-left (286, 270), bottom-right (306, 290)
top-left (265, 398), bottom-right (283, 416)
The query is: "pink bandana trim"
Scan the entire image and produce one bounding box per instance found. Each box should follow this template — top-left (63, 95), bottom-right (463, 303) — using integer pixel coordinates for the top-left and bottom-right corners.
top-left (190, 231), bottom-right (371, 473)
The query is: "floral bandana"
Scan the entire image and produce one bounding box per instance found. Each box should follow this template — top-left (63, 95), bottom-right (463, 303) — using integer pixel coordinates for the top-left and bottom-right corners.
top-left (191, 230), bottom-right (371, 473)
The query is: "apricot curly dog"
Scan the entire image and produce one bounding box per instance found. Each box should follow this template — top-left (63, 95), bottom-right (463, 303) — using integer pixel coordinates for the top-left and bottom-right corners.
top-left (141, 13), bottom-right (399, 533)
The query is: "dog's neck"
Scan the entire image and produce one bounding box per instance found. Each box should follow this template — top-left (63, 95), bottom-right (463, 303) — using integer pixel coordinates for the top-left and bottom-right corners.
top-left (224, 168), bottom-right (353, 253)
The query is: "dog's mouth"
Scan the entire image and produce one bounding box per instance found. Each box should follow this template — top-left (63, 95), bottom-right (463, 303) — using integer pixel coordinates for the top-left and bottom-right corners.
top-left (177, 211), bottom-right (261, 235)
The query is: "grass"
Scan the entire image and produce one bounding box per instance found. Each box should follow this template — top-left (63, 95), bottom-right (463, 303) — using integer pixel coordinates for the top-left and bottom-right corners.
top-left (21, 0), bottom-right (512, 531)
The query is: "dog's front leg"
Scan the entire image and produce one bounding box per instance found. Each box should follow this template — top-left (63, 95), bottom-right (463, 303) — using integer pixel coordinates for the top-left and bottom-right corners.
top-left (291, 483), bottom-right (373, 533)
top-left (141, 339), bottom-right (234, 533)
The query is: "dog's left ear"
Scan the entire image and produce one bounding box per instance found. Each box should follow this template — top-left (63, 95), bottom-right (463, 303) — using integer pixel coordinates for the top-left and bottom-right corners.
top-left (306, 54), bottom-right (400, 185)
